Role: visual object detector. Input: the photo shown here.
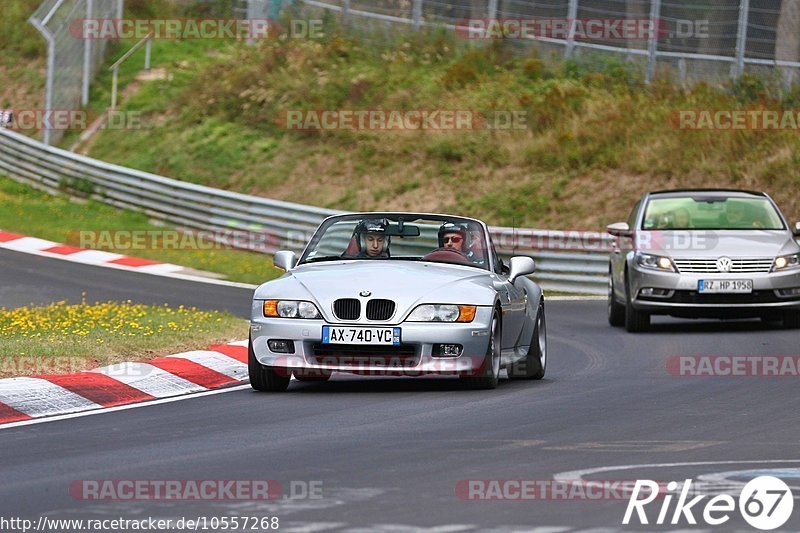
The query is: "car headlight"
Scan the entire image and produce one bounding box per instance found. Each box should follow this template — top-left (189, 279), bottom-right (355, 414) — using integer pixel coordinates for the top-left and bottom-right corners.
top-left (263, 300), bottom-right (322, 319)
top-left (407, 304), bottom-right (477, 323)
top-left (635, 252), bottom-right (676, 272)
top-left (773, 253), bottom-right (800, 271)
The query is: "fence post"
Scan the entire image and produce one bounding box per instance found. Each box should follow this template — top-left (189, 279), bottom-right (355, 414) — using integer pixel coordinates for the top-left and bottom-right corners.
top-left (733, 0), bottom-right (750, 79)
top-left (44, 41), bottom-right (55, 145)
top-left (144, 39), bottom-right (151, 71)
top-left (111, 66), bottom-right (119, 110)
top-left (565, 0), bottom-right (578, 58)
top-left (82, 0), bottom-right (93, 106)
top-left (488, 0), bottom-right (497, 20)
top-left (342, 0), bottom-right (350, 26)
top-left (645, 0), bottom-right (661, 84)
top-left (412, 0), bottom-right (423, 30)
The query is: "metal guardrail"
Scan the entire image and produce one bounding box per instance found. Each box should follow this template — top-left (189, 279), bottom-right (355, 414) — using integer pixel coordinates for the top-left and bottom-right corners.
top-left (0, 128), bottom-right (610, 294)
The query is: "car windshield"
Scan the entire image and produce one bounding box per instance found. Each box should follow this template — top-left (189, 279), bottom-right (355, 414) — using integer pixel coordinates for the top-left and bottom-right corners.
top-left (298, 214), bottom-right (490, 270)
top-left (642, 196), bottom-right (785, 230)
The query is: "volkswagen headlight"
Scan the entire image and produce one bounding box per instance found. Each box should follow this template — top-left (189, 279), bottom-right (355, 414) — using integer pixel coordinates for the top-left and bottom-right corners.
top-left (773, 253), bottom-right (800, 272)
top-left (635, 252), bottom-right (676, 272)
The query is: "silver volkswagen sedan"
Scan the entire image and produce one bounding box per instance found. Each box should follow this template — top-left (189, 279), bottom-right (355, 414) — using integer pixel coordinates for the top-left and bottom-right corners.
top-left (608, 189), bottom-right (800, 332)
top-left (249, 213), bottom-right (547, 391)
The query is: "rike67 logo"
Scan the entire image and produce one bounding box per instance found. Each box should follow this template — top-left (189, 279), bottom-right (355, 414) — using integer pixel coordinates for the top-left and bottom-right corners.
top-left (623, 476), bottom-right (794, 530)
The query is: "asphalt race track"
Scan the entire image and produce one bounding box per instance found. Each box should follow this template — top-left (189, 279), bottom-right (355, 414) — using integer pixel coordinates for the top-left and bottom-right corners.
top-left (2, 249), bottom-right (800, 531)
top-left (0, 248), bottom-right (253, 315)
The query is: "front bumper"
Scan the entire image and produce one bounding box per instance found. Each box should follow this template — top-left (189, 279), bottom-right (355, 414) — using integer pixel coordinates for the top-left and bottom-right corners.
top-left (249, 306), bottom-right (494, 376)
top-left (628, 265), bottom-right (800, 316)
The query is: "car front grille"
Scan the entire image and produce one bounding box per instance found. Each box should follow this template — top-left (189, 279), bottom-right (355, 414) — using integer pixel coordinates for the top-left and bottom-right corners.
top-left (310, 344), bottom-right (417, 366)
top-left (673, 258), bottom-right (773, 273)
top-left (333, 298), bottom-right (361, 320)
top-left (366, 299), bottom-right (395, 321)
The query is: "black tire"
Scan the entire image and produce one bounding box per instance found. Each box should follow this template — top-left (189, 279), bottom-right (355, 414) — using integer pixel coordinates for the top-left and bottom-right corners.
top-left (624, 271), bottom-right (650, 333)
top-left (462, 312), bottom-right (501, 390)
top-left (508, 301), bottom-right (546, 380)
top-left (248, 337), bottom-right (291, 392)
top-left (608, 271), bottom-right (625, 327)
top-left (294, 369), bottom-right (332, 382)
top-left (782, 311), bottom-right (800, 329)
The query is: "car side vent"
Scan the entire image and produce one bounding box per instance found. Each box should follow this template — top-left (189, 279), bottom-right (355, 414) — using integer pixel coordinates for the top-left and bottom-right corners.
top-left (333, 298), bottom-right (361, 320)
top-left (366, 299), bottom-right (395, 321)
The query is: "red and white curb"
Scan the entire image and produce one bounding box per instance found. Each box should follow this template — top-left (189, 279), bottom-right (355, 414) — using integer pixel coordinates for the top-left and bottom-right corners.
top-left (0, 230), bottom-right (184, 275)
top-left (0, 340), bottom-right (250, 425)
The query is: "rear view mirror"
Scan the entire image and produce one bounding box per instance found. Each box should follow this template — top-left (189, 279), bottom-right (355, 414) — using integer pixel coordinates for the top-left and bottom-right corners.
top-left (386, 224), bottom-right (420, 237)
top-left (794, 222), bottom-right (800, 237)
top-left (607, 222), bottom-right (632, 237)
top-left (273, 250), bottom-right (297, 271)
top-left (508, 256), bottom-right (536, 284)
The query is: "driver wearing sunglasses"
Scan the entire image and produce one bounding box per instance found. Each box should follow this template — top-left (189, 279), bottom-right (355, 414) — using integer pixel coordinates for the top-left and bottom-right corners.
top-left (437, 222), bottom-right (468, 254)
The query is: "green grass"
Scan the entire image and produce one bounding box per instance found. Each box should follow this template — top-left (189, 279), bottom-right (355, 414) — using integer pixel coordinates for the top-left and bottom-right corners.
top-left (0, 0), bottom-right (46, 60)
top-left (5, 4), bottom-right (799, 230)
top-left (0, 299), bottom-right (247, 377)
top-left (78, 24), bottom-right (800, 229)
top-left (0, 176), bottom-right (283, 285)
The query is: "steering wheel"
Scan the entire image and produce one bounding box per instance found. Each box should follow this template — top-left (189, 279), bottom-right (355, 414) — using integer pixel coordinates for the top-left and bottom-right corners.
top-left (421, 247), bottom-right (472, 264)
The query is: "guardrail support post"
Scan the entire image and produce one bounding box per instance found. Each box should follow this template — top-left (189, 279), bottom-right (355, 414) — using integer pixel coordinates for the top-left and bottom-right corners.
top-left (412, 0), bottom-right (423, 30)
top-left (645, 0), bottom-right (661, 84)
top-left (733, 0), bottom-right (750, 80)
top-left (565, 0), bottom-right (578, 58)
top-left (144, 39), bottom-right (151, 71)
top-left (488, 0), bottom-right (497, 20)
top-left (82, 0), bottom-right (93, 106)
top-left (111, 66), bottom-right (118, 110)
top-left (341, 0), bottom-right (350, 26)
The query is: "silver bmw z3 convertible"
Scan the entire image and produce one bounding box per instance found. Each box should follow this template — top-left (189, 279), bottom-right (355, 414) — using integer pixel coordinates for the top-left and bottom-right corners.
top-left (248, 213), bottom-right (547, 391)
top-left (608, 189), bottom-right (800, 332)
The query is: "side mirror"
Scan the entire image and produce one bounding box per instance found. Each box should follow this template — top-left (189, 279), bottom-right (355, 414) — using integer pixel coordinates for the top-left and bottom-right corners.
top-left (607, 221), bottom-right (632, 237)
top-left (273, 250), bottom-right (297, 271)
top-left (794, 222), bottom-right (800, 237)
top-left (508, 256), bottom-right (536, 284)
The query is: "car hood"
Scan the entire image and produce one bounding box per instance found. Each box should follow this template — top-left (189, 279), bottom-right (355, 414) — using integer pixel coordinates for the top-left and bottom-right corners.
top-left (639, 230), bottom-right (799, 259)
top-left (253, 260), bottom-right (497, 322)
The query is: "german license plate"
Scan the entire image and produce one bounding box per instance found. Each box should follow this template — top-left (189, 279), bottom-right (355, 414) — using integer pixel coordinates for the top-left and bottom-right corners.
top-left (322, 326), bottom-right (401, 345)
top-left (698, 279), bottom-right (753, 293)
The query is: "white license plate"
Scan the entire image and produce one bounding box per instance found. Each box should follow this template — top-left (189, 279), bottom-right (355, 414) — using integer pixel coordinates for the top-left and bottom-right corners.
top-left (322, 326), bottom-right (401, 345)
top-left (698, 279), bottom-right (753, 294)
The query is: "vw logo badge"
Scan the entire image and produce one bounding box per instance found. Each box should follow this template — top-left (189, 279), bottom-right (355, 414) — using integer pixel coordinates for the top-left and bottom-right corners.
top-left (716, 256), bottom-right (733, 273)
top-left (359, 290), bottom-right (372, 297)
